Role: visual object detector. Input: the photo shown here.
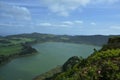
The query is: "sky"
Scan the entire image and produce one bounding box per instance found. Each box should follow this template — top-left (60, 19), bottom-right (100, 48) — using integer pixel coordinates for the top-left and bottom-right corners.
top-left (0, 0), bottom-right (120, 35)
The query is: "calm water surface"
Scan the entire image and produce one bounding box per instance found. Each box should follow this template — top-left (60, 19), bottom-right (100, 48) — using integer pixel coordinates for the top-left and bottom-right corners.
top-left (0, 42), bottom-right (101, 80)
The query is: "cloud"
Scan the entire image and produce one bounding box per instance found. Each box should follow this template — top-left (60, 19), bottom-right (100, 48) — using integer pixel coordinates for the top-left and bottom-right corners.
top-left (57, 24), bottom-right (70, 27)
top-left (38, 22), bottom-right (70, 27)
top-left (62, 21), bottom-right (74, 25)
top-left (39, 22), bottom-right (52, 26)
top-left (74, 20), bottom-right (83, 24)
top-left (92, 0), bottom-right (119, 4)
top-left (0, 23), bottom-right (24, 27)
top-left (38, 20), bottom-right (84, 28)
top-left (41, 0), bottom-right (90, 16)
top-left (90, 22), bottom-right (96, 25)
top-left (40, 0), bottom-right (119, 16)
top-left (0, 1), bottom-right (31, 21)
top-left (62, 20), bottom-right (83, 26)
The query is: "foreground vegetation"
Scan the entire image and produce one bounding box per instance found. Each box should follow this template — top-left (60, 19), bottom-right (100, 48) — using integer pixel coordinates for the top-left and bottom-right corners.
top-left (34, 36), bottom-right (120, 80)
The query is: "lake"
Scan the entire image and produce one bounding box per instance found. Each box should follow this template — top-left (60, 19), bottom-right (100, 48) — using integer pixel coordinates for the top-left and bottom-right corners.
top-left (0, 42), bottom-right (101, 80)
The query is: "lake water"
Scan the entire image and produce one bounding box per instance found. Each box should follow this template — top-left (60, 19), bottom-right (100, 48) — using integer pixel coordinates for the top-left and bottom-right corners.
top-left (0, 42), bottom-right (101, 80)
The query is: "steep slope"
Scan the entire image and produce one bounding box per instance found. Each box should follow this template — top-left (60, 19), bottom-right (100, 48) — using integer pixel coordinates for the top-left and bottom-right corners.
top-left (34, 36), bottom-right (120, 80)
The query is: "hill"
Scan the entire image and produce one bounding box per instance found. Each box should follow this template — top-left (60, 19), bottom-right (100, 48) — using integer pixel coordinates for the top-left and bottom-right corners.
top-left (6, 32), bottom-right (110, 46)
top-left (0, 37), bottom-right (37, 65)
top-left (34, 36), bottom-right (120, 80)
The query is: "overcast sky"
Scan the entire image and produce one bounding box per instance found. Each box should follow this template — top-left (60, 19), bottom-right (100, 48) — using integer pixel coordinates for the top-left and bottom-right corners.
top-left (0, 0), bottom-right (120, 35)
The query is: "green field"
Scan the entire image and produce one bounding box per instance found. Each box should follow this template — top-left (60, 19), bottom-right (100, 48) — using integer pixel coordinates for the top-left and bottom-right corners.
top-left (0, 37), bottom-right (35, 56)
top-left (0, 44), bottom-right (22, 56)
top-left (9, 37), bottom-right (35, 44)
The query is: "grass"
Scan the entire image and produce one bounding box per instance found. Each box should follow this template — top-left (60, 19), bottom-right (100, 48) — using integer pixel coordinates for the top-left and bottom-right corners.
top-left (0, 37), bottom-right (35, 56)
top-left (10, 37), bottom-right (35, 44)
top-left (0, 44), bottom-right (22, 56)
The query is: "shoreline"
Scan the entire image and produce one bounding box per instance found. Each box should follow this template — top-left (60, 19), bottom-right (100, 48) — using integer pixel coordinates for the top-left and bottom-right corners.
top-left (33, 65), bottom-right (62, 80)
top-left (0, 44), bottom-right (37, 66)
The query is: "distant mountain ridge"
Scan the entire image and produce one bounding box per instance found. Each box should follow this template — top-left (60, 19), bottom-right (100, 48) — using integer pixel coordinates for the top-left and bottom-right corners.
top-left (5, 32), bottom-right (112, 46)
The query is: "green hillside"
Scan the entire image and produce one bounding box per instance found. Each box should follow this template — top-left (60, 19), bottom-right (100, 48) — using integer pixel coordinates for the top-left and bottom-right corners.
top-left (6, 33), bottom-right (110, 46)
top-left (0, 37), bottom-right (37, 65)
